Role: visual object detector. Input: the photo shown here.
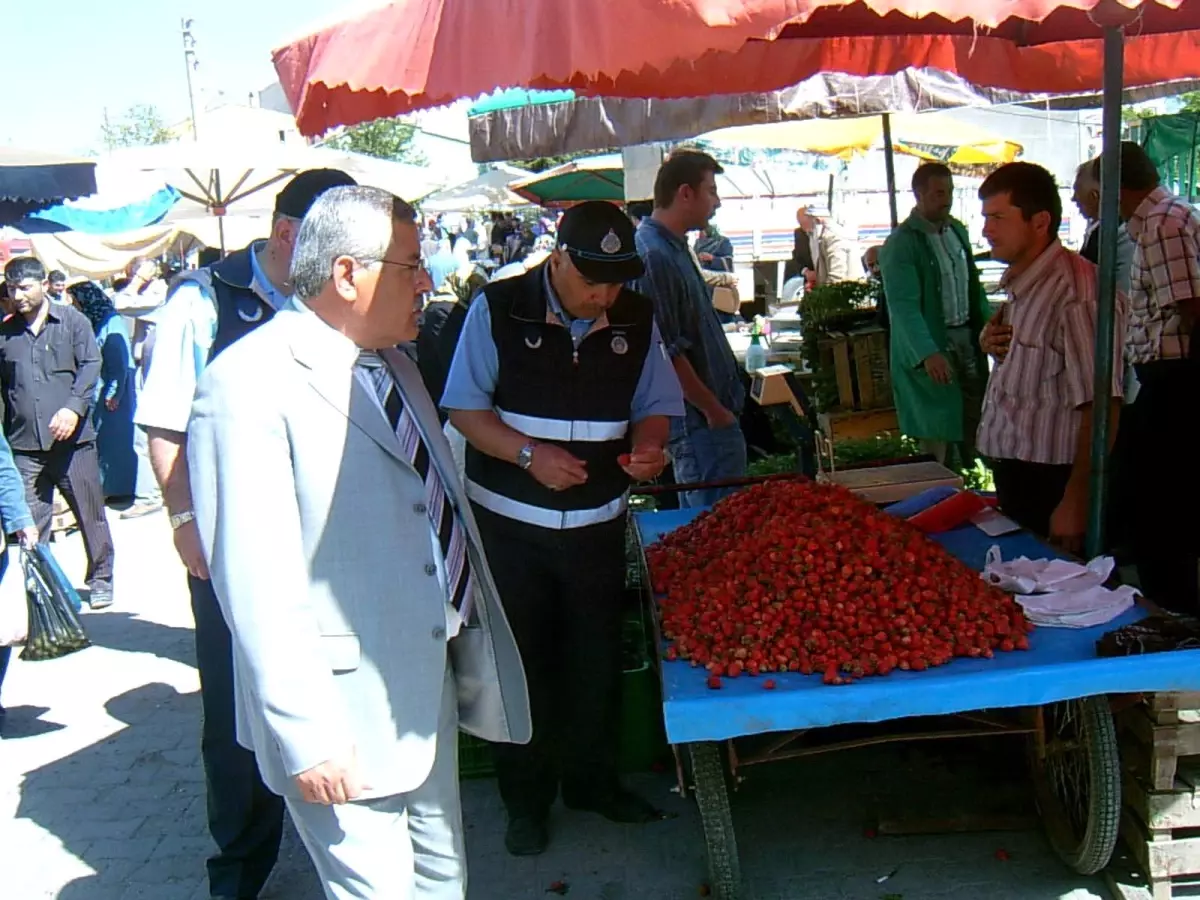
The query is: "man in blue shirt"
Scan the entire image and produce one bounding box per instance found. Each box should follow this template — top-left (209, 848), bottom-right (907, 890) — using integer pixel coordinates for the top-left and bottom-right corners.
top-left (632, 150), bottom-right (747, 508)
top-left (443, 201), bottom-right (683, 857)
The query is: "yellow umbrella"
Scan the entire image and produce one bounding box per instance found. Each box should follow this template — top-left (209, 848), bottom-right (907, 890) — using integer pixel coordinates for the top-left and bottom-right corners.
top-left (700, 112), bottom-right (1022, 165)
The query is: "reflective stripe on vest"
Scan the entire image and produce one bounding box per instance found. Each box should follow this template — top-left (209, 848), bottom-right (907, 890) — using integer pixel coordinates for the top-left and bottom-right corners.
top-left (496, 408), bottom-right (629, 443)
top-left (466, 480), bottom-right (627, 530)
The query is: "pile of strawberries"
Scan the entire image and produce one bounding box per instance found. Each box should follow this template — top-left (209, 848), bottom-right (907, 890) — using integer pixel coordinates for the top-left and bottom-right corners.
top-left (646, 481), bottom-right (1032, 687)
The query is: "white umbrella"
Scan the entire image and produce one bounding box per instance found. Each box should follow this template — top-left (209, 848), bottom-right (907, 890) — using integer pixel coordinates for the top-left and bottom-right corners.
top-left (418, 165), bottom-right (531, 213)
top-left (103, 142), bottom-right (447, 251)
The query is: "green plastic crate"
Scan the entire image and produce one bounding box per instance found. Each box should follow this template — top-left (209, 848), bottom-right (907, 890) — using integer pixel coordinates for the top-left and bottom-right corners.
top-left (458, 731), bottom-right (495, 779)
top-left (455, 599), bottom-right (667, 780)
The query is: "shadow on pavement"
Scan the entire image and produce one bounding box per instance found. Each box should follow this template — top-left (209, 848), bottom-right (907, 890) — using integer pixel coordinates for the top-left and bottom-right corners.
top-left (82, 611), bottom-right (198, 671)
top-left (0, 704), bottom-right (64, 739)
top-left (20, 682), bottom-right (212, 900)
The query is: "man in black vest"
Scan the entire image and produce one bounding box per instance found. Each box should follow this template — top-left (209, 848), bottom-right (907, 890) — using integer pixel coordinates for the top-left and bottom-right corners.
top-left (134, 168), bottom-right (355, 900)
top-left (443, 201), bottom-right (684, 856)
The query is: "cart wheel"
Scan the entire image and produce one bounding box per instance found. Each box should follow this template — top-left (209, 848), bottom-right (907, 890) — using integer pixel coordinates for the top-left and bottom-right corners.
top-left (1029, 696), bottom-right (1121, 875)
top-left (687, 742), bottom-right (743, 900)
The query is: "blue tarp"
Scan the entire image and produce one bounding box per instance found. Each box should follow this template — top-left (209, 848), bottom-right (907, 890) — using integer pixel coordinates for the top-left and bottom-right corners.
top-left (17, 186), bottom-right (180, 235)
top-left (634, 488), bottom-right (1200, 745)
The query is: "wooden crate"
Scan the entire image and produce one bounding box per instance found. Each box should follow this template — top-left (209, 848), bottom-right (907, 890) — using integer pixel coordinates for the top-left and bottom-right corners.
top-left (817, 407), bottom-right (899, 442)
top-left (1116, 694), bottom-right (1200, 898)
top-left (817, 325), bottom-right (892, 412)
top-left (1120, 705), bottom-right (1200, 791)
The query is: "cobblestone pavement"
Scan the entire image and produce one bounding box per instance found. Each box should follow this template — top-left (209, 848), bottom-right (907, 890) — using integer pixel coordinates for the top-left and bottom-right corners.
top-left (1, 511), bottom-right (1113, 900)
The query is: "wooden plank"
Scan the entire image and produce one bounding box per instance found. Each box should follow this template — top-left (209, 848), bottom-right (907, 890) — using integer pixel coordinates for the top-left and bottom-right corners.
top-left (824, 462), bottom-right (963, 505)
top-left (818, 407), bottom-right (900, 442)
top-left (852, 335), bottom-right (876, 409)
top-left (1149, 694), bottom-right (1200, 715)
top-left (1123, 768), bottom-right (1200, 831)
top-left (1122, 805), bottom-right (1200, 880)
top-left (831, 339), bottom-right (854, 409)
top-left (1121, 708), bottom-right (1200, 790)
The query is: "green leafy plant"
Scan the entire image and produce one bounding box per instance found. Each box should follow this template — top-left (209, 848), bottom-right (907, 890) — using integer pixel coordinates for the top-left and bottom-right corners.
top-left (798, 280), bottom-right (881, 412)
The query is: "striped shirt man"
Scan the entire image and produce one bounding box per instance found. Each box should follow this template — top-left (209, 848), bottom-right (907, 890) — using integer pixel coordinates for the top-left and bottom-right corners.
top-left (1126, 186), bottom-right (1200, 364)
top-left (978, 241), bottom-right (1125, 465)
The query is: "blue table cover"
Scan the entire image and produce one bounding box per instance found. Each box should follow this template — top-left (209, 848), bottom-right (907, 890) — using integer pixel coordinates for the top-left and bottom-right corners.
top-left (634, 488), bottom-right (1200, 744)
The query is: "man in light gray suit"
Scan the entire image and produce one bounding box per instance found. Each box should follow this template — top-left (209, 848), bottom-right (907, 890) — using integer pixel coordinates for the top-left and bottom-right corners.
top-left (187, 185), bottom-right (531, 899)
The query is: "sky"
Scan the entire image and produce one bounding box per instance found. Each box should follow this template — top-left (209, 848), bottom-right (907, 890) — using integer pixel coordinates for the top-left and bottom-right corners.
top-left (4, 0), bottom-right (365, 154)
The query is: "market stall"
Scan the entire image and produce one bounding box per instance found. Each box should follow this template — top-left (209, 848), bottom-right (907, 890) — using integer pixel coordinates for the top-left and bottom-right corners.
top-left (633, 484), bottom-right (1200, 898)
top-left (273, 3), bottom-right (1200, 897)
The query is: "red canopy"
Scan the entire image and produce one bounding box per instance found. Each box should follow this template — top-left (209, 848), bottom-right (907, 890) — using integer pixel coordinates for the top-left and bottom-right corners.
top-left (274, 0), bottom-right (1198, 137)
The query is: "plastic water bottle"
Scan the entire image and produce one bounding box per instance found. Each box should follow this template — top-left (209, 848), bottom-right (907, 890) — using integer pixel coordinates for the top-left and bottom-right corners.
top-left (745, 332), bottom-right (767, 374)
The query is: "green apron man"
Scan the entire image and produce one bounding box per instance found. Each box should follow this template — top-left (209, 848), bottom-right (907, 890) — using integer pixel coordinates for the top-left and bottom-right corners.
top-left (880, 162), bottom-right (992, 469)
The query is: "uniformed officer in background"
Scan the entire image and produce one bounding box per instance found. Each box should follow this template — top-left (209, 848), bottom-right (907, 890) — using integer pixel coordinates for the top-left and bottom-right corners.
top-left (443, 201), bottom-right (685, 856)
top-left (134, 168), bottom-right (356, 900)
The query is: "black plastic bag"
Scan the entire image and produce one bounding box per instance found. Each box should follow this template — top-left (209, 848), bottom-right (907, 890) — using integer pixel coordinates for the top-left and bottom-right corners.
top-left (1096, 614), bottom-right (1200, 657)
top-left (20, 544), bottom-right (90, 661)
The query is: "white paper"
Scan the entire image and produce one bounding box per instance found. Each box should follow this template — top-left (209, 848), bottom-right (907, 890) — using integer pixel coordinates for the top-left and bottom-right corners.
top-left (970, 508), bottom-right (1022, 537)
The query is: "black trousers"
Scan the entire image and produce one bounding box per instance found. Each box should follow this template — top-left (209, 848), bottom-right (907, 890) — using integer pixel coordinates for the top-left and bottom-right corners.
top-left (15, 442), bottom-right (114, 592)
top-left (990, 457), bottom-right (1074, 540)
top-left (474, 505), bottom-right (627, 821)
top-left (190, 575), bottom-right (284, 899)
top-left (1110, 359), bottom-right (1200, 613)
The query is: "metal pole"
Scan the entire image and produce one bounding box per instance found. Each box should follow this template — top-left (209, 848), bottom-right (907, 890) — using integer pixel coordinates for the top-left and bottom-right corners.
top-left (181, 18), bottom-right (199, 141)
top-left (1188, 116), bottom-right (1199, 201)
top-left (881, 113), bottom-right (900, 228)
top-left (1086, 24), bottom-right (1124, 559)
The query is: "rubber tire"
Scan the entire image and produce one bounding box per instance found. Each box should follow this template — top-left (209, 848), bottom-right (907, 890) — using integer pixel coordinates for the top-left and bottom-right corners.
top-left (688, 742), bottom-right (744, 900)
top-left (1032, 696), bottom-right (1121, 875)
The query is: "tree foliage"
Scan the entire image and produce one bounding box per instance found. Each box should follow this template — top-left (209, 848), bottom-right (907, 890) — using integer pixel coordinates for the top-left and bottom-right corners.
top-left (100, 104), bottom-right (174, 149)
top-left (324, 118), bottom-right (425, 164)
top-left (509, 151), bottom-right (595, 173)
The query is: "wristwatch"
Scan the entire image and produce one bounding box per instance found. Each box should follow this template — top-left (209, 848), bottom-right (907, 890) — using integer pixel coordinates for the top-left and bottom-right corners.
top-left (169, 510), bottom-right (196, 531)
top-left (517, 442), bottom-right (537, 471)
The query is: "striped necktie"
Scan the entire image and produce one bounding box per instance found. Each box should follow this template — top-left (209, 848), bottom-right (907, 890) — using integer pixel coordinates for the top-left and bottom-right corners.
top-left (358, 351), bottom-right (472, 621)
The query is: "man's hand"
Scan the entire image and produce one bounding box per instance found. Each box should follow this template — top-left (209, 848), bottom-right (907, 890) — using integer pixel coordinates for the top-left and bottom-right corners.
top-left (804, 269), bottom-right (817, 290)
top-left (105, 396), bottom-right (119, 412)
top-left (697, 251), bottom-right (715, 263)
top-left (620, 445), bottom-right (668, 483)
top-left (48, 408), bottom-right (80, 441)
top-left (703, 405), bottom-right (737, 430)
top-left (980, 306), bottom-right (1013, 362)
top-left (173, 520), bottom-right (210, 580)
top-left (528, 444), bottom-right (588, 491)
top-left (294, 750), bottom-right (368, 806)
top-left (16, 525), bottom-right (38, 548)
top-left (1049, 492), bottom-right (1087, 556)
top-left (923, 353), bottom-right (954, 385)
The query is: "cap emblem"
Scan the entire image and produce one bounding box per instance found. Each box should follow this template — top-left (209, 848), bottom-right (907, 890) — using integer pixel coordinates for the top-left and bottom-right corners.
top-left (600, 229), bottom-right (622, 255)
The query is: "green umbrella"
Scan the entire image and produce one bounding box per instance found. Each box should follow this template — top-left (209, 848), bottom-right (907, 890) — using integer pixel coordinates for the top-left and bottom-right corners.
top-left (510, 154), bottom-right (625, 207)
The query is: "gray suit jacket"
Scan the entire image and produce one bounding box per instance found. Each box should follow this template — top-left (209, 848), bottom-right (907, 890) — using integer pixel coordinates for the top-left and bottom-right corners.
top-left (187, 306), bottom-right (531, 801)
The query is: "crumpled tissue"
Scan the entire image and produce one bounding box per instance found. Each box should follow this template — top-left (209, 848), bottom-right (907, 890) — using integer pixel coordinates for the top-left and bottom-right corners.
top-left (982, 546), bottom-right (1139, 628)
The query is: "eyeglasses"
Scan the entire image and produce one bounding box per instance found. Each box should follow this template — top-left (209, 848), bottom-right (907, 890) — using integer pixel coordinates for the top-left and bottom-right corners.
top-left (375, 258), bottom-right (425, 273)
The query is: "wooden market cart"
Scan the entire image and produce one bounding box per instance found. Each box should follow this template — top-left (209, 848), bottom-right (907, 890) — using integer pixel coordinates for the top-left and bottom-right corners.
top-left (631, 493), bottom-right (1200, 900)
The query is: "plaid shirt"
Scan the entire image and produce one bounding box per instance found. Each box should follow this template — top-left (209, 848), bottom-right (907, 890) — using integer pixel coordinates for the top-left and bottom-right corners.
top-left (1126, 186), bottom-right (1200, 364)
top-left (978, 242), bottom-right (1125, 466)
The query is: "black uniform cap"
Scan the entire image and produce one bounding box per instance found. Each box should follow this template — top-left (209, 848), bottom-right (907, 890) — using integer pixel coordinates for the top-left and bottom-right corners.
top-left (556, 200), bottom-right (645, 284)
top-left (274, 168), bottom-right (359, 219)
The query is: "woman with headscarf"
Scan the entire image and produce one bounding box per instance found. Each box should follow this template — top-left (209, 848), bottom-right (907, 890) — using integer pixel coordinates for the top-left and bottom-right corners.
top-left (67, 282), bottom-right (136, 500)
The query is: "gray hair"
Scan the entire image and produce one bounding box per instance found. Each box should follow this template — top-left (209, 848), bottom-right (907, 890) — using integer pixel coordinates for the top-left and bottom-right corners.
top-left (289, 185), bottom-right (416, 302)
